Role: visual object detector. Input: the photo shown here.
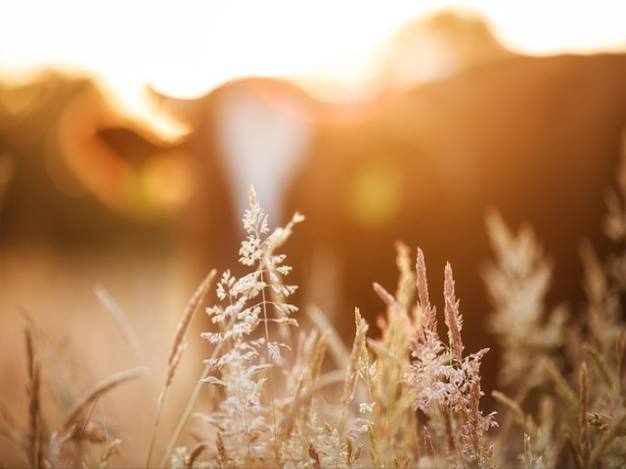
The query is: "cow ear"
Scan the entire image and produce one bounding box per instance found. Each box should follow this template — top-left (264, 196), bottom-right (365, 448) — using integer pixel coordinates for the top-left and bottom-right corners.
top-left (57, 83), bottom-right (193, 220)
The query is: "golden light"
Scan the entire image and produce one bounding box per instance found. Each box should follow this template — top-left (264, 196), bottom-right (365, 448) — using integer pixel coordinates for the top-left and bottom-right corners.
top-left (347, 162), bottom-right (403, 229)
top-left (1, 0), bottom-right (624, 108)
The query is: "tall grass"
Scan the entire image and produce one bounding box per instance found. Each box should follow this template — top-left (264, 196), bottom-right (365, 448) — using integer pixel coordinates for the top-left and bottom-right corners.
top-left (3, 159), bottom-right (626, 468)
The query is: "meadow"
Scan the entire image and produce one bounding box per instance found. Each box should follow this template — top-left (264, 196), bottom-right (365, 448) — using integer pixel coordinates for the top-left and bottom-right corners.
top-left (3, 162), bottom-right (626, 469)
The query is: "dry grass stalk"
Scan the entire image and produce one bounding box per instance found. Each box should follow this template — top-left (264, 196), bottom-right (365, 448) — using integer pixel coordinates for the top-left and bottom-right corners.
top-left (216, 431), bottom-right (228, 468)
top-left (308, 443), bottom-right (321, 469)
top-left (279, 371), bottom-right (306, 441)
top-left (146, 270), bottom-right (216, 468)
top-left (158, 314), bottom-right (239, 469)
top-left (583, 342), bottom-right (616, 390)
top-left (563, 432), bottom-right (584, 469)
top-left (422, 426), bottom-right (436, 459)
top-left (443, 262), bottom-right (464, 360)
top-left (184, 442), bottom-right (207, 469)
top-left (484, 211), bottom-right (565, 391)
top-left (578, 362), bottom-right (590, 466)
top-left (416, 248), bottom-right (436, 334)
top-left (393, 242), bottom-right (416, 312)
top-left (306, 304), bottom-right (350, 369)
top-left (25, 329), bottom-right (43, 469)
top-left (285, 332), bottom-right (328, 432)
top-left (168, 270), bottom-right (217, 368)
top-left (440, 404), bottom-right (456, 453)
top-left (341, 309), bottom-right (369, 406)
top-left (373, 282), bottom-right (398, 314)
top-left (543, 359), bottom-right (578, 412)
top-left (163, 343), bottom-right (187, 399)
top-left (491, 390), bottom-right (533, 435)
top-left (62, 367), bottom-right (148, 432)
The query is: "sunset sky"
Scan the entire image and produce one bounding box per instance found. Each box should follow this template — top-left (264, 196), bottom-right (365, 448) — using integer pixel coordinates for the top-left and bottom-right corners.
top-left (1, 0), bottom-right (624, 131)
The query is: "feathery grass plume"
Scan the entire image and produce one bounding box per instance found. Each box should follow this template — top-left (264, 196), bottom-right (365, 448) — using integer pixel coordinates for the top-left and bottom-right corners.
top-left (485, 206), bottom-right (621, 467)
top-left (485, 210), bottom-right (567, 389)
top-left (159, 195), bottom-right (304, 467)
top-left (489, 147), bottom-right (626, 468)
top-left (405, 255), bottom-right (451, 414)
top-left (198, 185), bottom-right (303, 467)
top-left (416, 247), bottom-right (436, 335)
top-left (577, 144), bottom-right (626, 467)
top-left (444, 263), bottom-right (464, 360)
top-left (405, 249), bottom-right (497, 468)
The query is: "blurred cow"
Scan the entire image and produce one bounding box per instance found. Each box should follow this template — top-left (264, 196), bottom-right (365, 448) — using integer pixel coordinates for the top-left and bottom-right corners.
top-left (282, 53), bottom-right (626, 394)
top-left (163, 53), bottom-right (626, 388)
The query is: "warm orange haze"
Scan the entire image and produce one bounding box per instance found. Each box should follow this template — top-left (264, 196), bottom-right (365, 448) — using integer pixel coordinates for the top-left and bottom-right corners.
top-left (1, 2), bottom-right (626, 468)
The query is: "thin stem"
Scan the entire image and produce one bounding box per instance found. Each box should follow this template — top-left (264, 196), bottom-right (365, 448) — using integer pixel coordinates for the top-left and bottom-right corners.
top-left (157, 369), bottom-right (207, 468)
top-left (148, 271), bottom-right (215, 468)
top-left (145, 390), bottom-right (165, 468)
top-left (245, 299), bottom-right (294, 315)
top-left (260, 268), bottom-right (279, 450)
top-left (157, 324), bottom-right (232, 469)
top-left (238, 359), bottom-right (253, 465)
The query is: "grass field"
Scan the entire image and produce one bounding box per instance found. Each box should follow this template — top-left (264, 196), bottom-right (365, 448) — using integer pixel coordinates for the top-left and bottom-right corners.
top-left (2, 173), bottom-right (626, 469)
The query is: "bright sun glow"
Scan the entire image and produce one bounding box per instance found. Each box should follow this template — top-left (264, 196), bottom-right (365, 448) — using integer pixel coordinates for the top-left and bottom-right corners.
top-left (1, 1), bottom-right (624, 108)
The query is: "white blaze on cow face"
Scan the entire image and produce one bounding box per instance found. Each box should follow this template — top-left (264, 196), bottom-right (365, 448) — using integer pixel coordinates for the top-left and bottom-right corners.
top-left (215, 85), bottom-right (311, 228)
